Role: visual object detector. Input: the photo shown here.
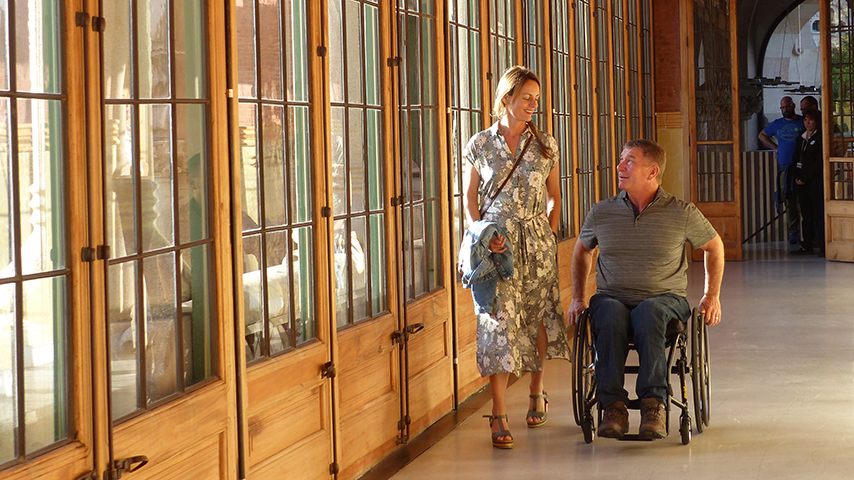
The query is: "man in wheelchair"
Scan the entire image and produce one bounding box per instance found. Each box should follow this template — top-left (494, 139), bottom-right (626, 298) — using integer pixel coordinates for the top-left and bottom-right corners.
top-left (567, 139), bottom-right (724, 440)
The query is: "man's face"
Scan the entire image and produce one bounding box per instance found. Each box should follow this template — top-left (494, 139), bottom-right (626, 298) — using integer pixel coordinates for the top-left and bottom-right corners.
top-left (780, 98), bottom-right (797, 119)
top-left (617, 147), bottom-right (657, 194)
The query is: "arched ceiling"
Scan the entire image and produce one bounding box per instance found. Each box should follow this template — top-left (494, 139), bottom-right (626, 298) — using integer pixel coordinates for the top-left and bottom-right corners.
top-left (737, 0), bottom-right (809, 77)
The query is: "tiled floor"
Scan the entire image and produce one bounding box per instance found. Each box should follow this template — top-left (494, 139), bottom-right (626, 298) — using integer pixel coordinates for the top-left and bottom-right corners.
top-left (391, 243), bottom-right (854, 480)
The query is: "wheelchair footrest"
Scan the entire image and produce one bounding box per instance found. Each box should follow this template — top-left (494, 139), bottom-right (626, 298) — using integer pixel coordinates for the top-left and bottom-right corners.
top-left (617, 434), bottom-right (656, 442)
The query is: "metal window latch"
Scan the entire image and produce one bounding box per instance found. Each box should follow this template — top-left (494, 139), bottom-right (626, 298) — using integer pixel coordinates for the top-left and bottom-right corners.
top-left (405, 323), bottom-right (424, 335)
top-left (106, 455), bottom-right (148, 480)
top-left (74, 471), bottom-right (99, 480)
top-left (81, 247), bottom-right (96, 263)
top-left (92, 16), bottom-right (107, 32)
top-left (321, 361), bottom-right (336, 379)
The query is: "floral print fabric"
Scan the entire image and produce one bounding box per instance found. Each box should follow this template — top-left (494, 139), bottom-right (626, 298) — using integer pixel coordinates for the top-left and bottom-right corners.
top-left (463, 122), bottom-right (571, 377)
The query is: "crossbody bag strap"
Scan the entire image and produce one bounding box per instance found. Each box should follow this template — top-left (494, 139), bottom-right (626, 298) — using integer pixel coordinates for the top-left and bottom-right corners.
top-left (479, 133), bottom-right (534, 218)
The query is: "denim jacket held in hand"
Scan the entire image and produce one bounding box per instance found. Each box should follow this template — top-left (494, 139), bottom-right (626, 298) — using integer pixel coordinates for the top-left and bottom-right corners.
top-left (457, 220), bottom-right (514, 314)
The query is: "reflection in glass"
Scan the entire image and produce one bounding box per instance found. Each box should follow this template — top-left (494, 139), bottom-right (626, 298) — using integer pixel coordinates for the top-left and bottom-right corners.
top-left (181, 244), bottom-right (214, 384)
top-left (103, 0), bottom-right (133, 99)
top-left (351, 217), bottom-right (368, 321)
top-left (262, 105), bottom-right (286, 227)
top-left (831, 162), bottom-right (854, 201)
top-left (1, 98), bottom-right (11, 275)
top-left (0, 0), bottom-right (8, 91)
top-left (139, 104), bottom-right (175, 251)
top-left (294, 226), bottom-right (315, 344)
top-left (348, 109), bottom-right (365, 213)
top-left (138, 0), bottom-right (171, 99)
top-left (0, 284), bottom-right (16, 463)
top-left (23, 277), bottom-right (67, 453)
top-left (15, 0), bottom-right (60, 94)
top-left (551, 0), bottom-right (574, 238)
top-left (365, 5), bottom-right (381, 106)
top-left (242, 234), bottom-right (264, 360)
top-left (693, 0), bottom-right (733, 142)
top-left (259, 0), bottom-right (284, 101)
top-left (265, 230), bottom-right (291, 354)
top-left (105, 105), bottom-right (138, 257)
top-left (239, 104), bottom-right (260, 229)
top-left (331, 106), bottom-right (347, 217)
top-left (109, 263), bottom-right (140, 419)
top-left (328, 0), bottom-right (345, 104)
top-left (289, 107), bottom-right (312, 224)
top-left (366, 110), bottom-right (383, 211)
top-left (144, 253), bottom-right (178, 404)
top-left (18, 99), bottom-right (65, 275)
top-left (369, 214), bottom-right (386, 316)
top-left (176, 104), bottom-right (208, 244)
top-left (235, 0), bottom-right (257, 98)
top-left (286, 0), bottom-right (309, 103)
top-left (174, 0), bottom-right (206, 99)
top-left (346, 0), bottom-right (364, 104)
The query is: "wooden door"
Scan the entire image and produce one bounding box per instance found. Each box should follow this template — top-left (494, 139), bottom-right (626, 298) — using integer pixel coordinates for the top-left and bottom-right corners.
top-left (328, 0), bottom-right (405, 478)
top-left (393, 0), bottom-right (455, 441)
top-left (97, 1), bottom-right (238, 477)
top-left (0, 3), bottom-right (97, 479)
top-left (232, 0), bottom-right (335, 478)
top-left (687, 0), bottom-right (742, 261)
top-left (822, 0), bottom-right (854, 263)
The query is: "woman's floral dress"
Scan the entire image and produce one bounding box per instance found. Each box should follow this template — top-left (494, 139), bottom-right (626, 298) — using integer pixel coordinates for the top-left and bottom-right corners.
top-left (463, 122), bottom-right (571, 377)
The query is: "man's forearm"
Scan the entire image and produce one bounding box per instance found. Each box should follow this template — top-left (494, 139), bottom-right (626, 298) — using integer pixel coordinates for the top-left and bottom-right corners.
top-left (571, 241), bottom-right (594, 300)
top-left (703, 235), bottom-right (725, 298)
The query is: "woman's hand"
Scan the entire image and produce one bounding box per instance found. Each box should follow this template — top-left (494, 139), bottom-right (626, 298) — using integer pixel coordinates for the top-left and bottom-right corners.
top-left (489, 234), bottom-right (507, 253)
top-left (796, 179), bottom-right (805, 185)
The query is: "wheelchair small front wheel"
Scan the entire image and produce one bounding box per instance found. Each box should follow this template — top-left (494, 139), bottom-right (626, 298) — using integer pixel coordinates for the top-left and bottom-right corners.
top-left (582, 413), bottom-right (595, 444)
top-left (680, 416), bottom-right (691, 445)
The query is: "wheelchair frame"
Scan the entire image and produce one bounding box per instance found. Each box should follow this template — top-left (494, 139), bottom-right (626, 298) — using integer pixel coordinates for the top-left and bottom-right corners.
top-left (571, 307), bottom-right (711, 445)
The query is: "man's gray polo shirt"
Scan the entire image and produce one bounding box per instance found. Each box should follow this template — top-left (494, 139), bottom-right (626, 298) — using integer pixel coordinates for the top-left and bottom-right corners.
top-left (578, 188), bottom-right (718, 305)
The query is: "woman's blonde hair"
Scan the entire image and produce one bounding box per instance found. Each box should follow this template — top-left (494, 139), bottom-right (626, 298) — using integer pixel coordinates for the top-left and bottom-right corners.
top-left (492, 66), bottom-right (554, 159)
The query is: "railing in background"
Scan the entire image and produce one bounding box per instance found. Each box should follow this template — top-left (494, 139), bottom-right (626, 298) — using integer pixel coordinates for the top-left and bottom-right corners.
top-left (741, 150), bottom-right (785, 243)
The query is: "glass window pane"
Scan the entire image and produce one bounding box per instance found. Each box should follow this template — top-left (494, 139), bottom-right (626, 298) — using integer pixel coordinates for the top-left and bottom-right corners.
top-left (366, 109), bottom-right (383, 211)
top-left (407, 110), bottom-right (421, 201)
top-left (138, 0), bottom-right (171, 99)
top-left (242, 234), bottom-right (264, 360)
top-left (369, 213), bottom-right (385, 315)
top-left (109, 262), bottom-right (140, 419)
top-left (294, 226), bottom-right (315, 344)
top-left (0, 283), bottom-right (16, 462)
top-left (331, 106), bottom-right (347, 217)
top-left (333, 219), bottom-right (351, 327)
top-left (425, 201), bottom-right (439, 290)
top-left (15, 1), bottom-right (60, 94)
top-left (350, 217), bottom-right (368, 321)
top-left (348, 109), bottom-right (365, 213)
top-left (176, 104), bottom-right (208, 244)
top-left (262, 105), bottom-right (286, 227)
top-left (289, 106), bottom-right (312, 224)
top-left (0, 0), bottom-right (8, 91)
top-left (239, 104), bottom-right (260, 231)
top-left (346, 0), bottom-right (364, 104)
top-left (259, 0), bottom-right (283, 101)
top-left (139, 104), bottom-right (175, 251)
top-left (174, 0), bottom-right (206, 99)
top-left (22, 276), bottom-right (67, 452)
top-left (235, 0), bottom-right (257, 98)
top-left (266, 230), bottom-right (291, 354)
top-left (105, 105), bottom-right (138, 257)
top-left (285, 0), bottom-right (308, 103)
top-left (181, 244), bottom-right (214, 385)
top-left (0, 98), bottom-right (11, 275)
top-left (329, 0), bottom-right (345, 104)
top-left (365, 5), bottom-right (380, 106)
top-left (422, 109), bottom-right (437, 199)
top-left (103, 1), bottom-right (133, 99)
top-left (144, 252), bottom-right (178, 404)
top-left (421, 17), bottom-right (436, 105)
top-left (17, 99), bottom-right (65, 275)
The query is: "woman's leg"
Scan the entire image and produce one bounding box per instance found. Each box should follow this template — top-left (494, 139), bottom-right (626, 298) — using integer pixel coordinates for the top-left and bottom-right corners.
top-left (527, 322), bottom-right (548, 424)
top-left (490, 373), bottom-right (511, 440)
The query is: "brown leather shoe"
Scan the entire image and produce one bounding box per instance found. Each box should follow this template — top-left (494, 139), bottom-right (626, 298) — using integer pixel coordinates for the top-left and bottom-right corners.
top-left (639, 398), bottom-right (667, 439)
top-left (597, 401), bottom-right (628, 438)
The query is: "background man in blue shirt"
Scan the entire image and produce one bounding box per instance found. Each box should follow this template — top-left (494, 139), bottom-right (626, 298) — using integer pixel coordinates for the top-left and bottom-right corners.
top-left (759, 96), bottom-right (805, 245)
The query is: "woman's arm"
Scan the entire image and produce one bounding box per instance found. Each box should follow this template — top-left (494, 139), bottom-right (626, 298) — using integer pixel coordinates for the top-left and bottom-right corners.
top-left (545, 164), bottom-right (561, 235)
top-left (463, 163), bottom-right (482, 224)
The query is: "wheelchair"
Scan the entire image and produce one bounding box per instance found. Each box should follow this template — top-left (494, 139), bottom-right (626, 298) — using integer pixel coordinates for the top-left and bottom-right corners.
top-left (571, 307), bottom-right (711, 445)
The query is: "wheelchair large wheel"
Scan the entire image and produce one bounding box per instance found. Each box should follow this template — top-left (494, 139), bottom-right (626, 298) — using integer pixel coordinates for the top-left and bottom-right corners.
top-left (691, 309), bottom-right (712, 432)
top-left (571, 311), bottom-right (596, 426)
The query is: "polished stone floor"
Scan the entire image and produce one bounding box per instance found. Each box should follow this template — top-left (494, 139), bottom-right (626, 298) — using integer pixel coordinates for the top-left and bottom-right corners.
top-left (391, 242), bottom-right (854, 480)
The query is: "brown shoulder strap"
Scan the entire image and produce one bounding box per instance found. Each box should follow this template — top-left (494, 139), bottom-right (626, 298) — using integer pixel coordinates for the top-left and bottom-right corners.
top-left (479, 133), bottom-right (534, 218)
